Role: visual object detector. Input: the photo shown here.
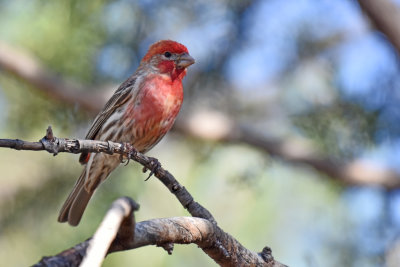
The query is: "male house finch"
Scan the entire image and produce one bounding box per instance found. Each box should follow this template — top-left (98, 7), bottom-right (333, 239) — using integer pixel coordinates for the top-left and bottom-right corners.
top-left (58, 40), bottom-right (195, 226)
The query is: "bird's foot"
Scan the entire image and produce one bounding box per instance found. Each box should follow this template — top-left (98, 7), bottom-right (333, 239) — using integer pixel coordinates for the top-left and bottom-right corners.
top-left (119, 153), bottom-right (128, 165)
top-left (143, 157), bottom-right (161, 181)
top-left (121, 143), bottom-right (137, 166)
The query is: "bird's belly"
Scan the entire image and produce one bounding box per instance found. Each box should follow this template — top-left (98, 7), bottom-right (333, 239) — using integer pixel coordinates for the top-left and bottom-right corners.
top-left (119, 78), bottom-right (183, 152)
top-left (130, 115), bottom-right (176, 152)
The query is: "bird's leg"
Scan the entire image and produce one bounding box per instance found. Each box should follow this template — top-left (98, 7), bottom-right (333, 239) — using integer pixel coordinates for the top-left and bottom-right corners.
top-left (119, 145), bottom-right (127, 164)
top-left (143, 157), bottom-right (161, 181)
top-left (121, 143), bottom-right (138, 166)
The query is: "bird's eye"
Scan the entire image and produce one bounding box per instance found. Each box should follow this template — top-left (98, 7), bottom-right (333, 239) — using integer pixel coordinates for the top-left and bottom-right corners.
top-left (164, 51), bottom-right (172, 58)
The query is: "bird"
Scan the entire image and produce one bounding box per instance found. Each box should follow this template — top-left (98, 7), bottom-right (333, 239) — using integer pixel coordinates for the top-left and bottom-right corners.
top-left (58, 40), bottom-right (195, 226)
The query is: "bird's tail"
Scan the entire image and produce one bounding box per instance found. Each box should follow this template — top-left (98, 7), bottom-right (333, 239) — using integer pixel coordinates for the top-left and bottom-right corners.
top-left (58, 169), bottom-right (93, 226)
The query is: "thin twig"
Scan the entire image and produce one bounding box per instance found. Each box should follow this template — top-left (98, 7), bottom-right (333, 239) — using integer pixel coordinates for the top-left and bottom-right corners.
top-left (0, 126), bottom-right (215, 222)
top-left (1, 41), bottom-right (399, 189)
top-left (1, 129), bottom-right (286, 266)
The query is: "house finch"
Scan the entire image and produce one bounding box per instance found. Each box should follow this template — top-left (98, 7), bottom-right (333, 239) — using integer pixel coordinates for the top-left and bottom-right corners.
top-left (58, 40), bottom-right (195, 226)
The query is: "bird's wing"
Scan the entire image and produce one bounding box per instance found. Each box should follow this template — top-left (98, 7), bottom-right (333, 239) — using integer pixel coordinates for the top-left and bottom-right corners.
top-left (85, 76), bottom-right (138, 140)
top-left (78, 75), bottom-right (139, 164)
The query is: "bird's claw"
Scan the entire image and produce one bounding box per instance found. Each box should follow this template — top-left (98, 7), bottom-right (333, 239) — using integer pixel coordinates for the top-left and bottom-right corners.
top-left (143, 157), bottom-right (161, 181)
top-left (119, 153), bottom-right (128, 165)
top-left (120, 143), bottom-right (137, 166)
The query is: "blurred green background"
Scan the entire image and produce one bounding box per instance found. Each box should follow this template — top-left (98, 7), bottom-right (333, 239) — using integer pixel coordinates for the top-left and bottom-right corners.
top-left (1, 0), bottom-right (400, 266)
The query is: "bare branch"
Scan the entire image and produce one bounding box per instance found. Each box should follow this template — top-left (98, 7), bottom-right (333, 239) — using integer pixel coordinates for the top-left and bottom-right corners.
top-left (0, 41), bottom-right (104, 113)
top-left (0, 127), bottom-right (215, 222)
top-left (1, 41), bottom-right (399, 189)
top-left (34, 215), bottom-right (285, 267)
top-left (81, 197), bottom-right (139, 267)
top-left (357, 0), bottom-right (400, 56)
top-left (3, 131), bottom-right (286, 266)
top-left (177, 110), bottom-right (400, 190)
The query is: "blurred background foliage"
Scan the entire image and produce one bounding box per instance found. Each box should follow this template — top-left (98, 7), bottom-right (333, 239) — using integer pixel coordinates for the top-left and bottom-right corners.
top-left (0, 0), bottom-right (400, 266)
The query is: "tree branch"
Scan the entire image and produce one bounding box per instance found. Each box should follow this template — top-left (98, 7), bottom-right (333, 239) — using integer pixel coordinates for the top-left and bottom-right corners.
top-left (81, 197), bottom-right (139, 267)
top-left (0, 41), bottom-right (104, 113)
top-left (0, 126), bottom-right (215, 223)
top-left (357, 0), bottom-right (400, 56)
top-left (34, 211), bottom-right (284, 266)
top-left (176, 110), bottom-right (400, 190)
top-left (0, 131), bottom-right (286, 266)
top-left (1, 40), bottom-right (399, 189)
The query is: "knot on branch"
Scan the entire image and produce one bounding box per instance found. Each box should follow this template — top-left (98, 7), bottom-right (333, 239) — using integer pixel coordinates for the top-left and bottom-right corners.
top-left (259, 246), bottom-right (274, 263)
top-left (13, 139), bottom-right (24, 150)
top-left (172, 183), bottom-right (181, 192)
top-left (46, 126), bottom-right (54, 140)
top-left (157, 243), bottom-right (174, 255)
top-left (40, 126), bottom-right (60, 155)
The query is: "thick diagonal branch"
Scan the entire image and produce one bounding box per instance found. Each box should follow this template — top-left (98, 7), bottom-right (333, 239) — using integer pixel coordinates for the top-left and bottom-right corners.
top-left (1, 131), bottom-right (285, 266)
top-left (34, 216), bottom-right (285, 267)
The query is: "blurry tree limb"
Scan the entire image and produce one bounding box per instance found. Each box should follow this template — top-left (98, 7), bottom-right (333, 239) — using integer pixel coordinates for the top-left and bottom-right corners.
top-left (177, 110), bottom-right (400, 190)
top-left (0, 41), bottom-right (104, 113)
top-left (357, 0), bottom-right (400, 55)
top-left (0, 132), bottom-right (285, 267)
top-left (1, 40), bottom-right (400, 189)
top-left (386, 239), bottom-right (400, 267)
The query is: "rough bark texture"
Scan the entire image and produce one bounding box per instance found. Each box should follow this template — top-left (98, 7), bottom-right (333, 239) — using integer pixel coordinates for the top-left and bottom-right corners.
top-left (0, 127), bottom-right (216, 223)
top-left (34, 217), bottom-right (285, 267)
top-left (2, 128), bottom-right (286, 266)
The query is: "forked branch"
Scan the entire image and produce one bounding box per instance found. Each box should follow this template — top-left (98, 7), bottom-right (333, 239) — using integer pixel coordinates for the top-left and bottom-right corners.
top-left (34, 197), bottom-right (286, 267)
top-left (1, 127), bottom-right (286, 267)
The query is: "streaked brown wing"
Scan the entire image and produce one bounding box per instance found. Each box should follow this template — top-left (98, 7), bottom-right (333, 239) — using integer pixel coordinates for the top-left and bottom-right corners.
top-left (85, 76), bottom-right (137, 140)
top-left (79, 75), bottom-right (138, 164)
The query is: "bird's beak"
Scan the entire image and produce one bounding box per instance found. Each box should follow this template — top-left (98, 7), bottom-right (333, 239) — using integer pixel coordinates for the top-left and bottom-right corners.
top-left (176, 53), bottom-right (195, 69)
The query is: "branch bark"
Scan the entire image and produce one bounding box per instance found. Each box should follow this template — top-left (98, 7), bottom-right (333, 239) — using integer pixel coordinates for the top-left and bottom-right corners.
top-left (357, 0), bottom-right (400, 56)
top-left (81, 197), bottom-right (139, 267)
top-left (35, 213), bottom-right (284, 267)
top-left (1, 40), bottom-right (399, 189)
top-left (0, 126), bottom-right (215, 223)
top-left (0, 129), bottom-right (285, 266)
